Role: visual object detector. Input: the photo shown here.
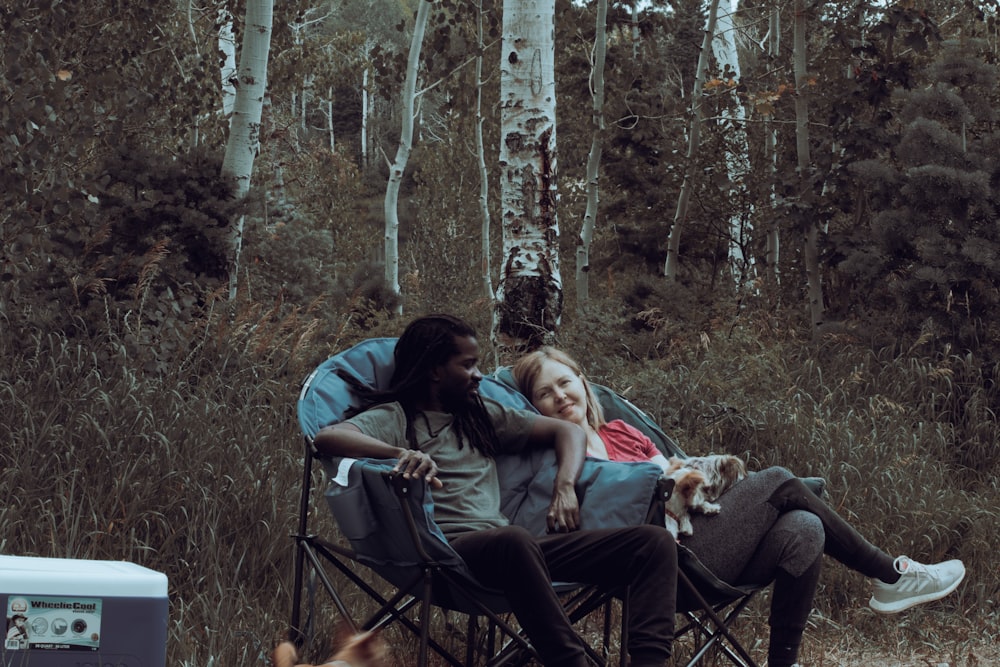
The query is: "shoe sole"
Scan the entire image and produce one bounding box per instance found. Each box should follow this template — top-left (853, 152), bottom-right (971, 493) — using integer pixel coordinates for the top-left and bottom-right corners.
top-left (868, 567), bottom-right (966, 614)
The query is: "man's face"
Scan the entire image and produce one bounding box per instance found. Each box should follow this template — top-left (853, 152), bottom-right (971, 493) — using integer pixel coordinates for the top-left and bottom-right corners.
top-left (433, 335), bottom-right (483, 410)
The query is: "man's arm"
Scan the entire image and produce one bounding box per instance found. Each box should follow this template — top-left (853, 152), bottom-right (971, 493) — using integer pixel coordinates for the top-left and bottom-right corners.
top-left (526, 416), bottom-right (587, 533)
top-left (315, 423), bottom-right (442, 488)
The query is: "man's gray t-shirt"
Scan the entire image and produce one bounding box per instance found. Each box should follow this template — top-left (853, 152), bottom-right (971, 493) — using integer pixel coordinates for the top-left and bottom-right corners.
top-left (346, 397), bottom-right (536, 538)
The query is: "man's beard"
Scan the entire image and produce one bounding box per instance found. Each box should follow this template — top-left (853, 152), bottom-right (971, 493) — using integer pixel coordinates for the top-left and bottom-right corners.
top-left (440, 384), bottom-right (479, 413)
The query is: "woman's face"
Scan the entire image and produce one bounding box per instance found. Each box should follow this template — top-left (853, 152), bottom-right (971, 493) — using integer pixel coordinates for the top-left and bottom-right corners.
top-left (529, 359), bottom-right (589, 427)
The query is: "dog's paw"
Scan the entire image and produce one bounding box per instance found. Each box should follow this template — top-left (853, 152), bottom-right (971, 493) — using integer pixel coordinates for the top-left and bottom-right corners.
top-left (701, 501), bottom-right (721, 515)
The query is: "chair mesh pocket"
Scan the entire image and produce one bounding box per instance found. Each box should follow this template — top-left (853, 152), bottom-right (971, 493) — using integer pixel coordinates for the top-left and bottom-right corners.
top-left (326, 485), bottom-right (378, 541)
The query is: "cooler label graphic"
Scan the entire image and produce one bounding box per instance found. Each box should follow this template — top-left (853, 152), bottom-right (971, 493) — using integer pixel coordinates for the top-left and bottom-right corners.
top-left (5, 595), bottom-right (102, 651)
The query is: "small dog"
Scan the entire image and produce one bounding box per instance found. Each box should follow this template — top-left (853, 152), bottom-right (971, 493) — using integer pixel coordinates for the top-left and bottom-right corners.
top-left (662, 455), bottom-right (747, 539)
top-left (272, 630), bottom-right (385, 667)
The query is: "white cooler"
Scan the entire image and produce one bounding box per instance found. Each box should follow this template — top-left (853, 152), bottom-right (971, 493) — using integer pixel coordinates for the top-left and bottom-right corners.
top-left (1, 556), bottom-right (168, 667)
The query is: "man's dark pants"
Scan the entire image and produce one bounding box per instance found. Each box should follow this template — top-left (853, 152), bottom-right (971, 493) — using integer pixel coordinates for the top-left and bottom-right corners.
top-left (450, 524), bottom-right (676, 667)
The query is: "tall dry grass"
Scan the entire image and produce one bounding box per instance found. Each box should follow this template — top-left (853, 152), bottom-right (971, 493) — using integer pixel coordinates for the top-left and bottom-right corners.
top-left (2, 297), bottom-right (997, 665)
top-left (556, 310), bottom-right (999, 664)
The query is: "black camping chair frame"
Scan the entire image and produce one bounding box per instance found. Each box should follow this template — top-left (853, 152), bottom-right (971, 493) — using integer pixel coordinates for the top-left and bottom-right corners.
top-left (289, 434), bottom-right (631, 667)
top-left (672, 547), bottom-right (763, 667)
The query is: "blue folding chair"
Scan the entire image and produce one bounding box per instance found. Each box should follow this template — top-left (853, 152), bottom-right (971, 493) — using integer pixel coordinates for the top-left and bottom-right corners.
top-left (290, 338), bottom-right (664, 666)
top-left (492, 368), bottom-right (827, 667)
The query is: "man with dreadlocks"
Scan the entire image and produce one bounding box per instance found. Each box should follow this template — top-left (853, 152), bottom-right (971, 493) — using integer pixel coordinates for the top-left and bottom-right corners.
top-left (315, 314), bottom-right (676, 667)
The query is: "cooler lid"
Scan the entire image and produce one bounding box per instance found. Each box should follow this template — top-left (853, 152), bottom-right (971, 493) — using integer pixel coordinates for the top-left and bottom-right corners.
top-left (0, 556), bottom-right (168, 597)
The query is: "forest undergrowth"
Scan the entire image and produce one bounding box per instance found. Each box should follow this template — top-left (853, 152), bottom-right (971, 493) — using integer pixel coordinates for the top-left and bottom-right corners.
top-left (1, 292), bottom-right (997, 666)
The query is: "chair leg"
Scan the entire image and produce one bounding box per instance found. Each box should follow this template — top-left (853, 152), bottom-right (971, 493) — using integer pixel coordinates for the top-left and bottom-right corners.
top-left (676, 570), bottom-right (759, 667)
top-left (289, 437), bottom-right (316, 645)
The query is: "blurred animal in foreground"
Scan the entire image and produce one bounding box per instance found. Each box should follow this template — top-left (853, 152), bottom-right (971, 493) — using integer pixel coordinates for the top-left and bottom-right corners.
top-left (272, 629), bottom-right (386, 667)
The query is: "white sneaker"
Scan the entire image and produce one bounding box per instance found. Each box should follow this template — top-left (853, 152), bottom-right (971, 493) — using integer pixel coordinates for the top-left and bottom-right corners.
top-left (869, 555), bottom-right (966, 614)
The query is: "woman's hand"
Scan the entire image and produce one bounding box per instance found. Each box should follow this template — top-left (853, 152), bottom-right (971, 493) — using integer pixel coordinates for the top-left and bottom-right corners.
top-left (546, 484), bottom-right (581, 533)
top-left (394, 450), bottom-right (444, 489)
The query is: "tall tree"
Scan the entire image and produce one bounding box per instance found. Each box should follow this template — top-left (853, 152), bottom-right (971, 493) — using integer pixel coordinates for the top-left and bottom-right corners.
top-left (494, 0), bottom-right (561, 352)
top-left (222, 0), bottom-right (275, 300)
top-left (763, 4), bottom-right (781, 288)
top-left (384, 0), bottom-right (433, 315)
top-left (219, 4), bottom-right (238, 120)
top-left (576, 0), bottom-right (608, 312)
top-left (475, 0), bottom-right (495, 302)
top-left (711, 0), bottom-right (753, 287)
top-left (792, 0), bottom-right (825, 334)
top-left (840, 38), bottom-right (999, 346)
top-left (664, 0), bottom-right (720, 282)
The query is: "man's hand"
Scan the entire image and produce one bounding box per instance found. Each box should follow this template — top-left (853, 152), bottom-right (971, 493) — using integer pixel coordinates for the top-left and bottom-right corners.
top-left (394, 450), bottom-right (444, 490)
top-left (546, 484), bottom-right (580, 533)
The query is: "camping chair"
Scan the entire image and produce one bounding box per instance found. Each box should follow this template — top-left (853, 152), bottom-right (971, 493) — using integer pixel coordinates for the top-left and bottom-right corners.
top-left (290, 338), bottom-right (665, 667)
top-left (492, 368), bottom-right (826, 667)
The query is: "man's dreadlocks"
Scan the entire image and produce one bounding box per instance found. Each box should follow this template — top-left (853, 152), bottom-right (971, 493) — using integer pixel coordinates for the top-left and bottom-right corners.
top-left (351, 314), bottom-right (501, 457)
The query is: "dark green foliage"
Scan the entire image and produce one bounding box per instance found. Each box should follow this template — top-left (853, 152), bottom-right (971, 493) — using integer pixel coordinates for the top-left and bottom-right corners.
top-left (835, 40), bottom-right (1000, 349)
top-left (94, 147), bottom-right (238, 287)
top-left (38, 148), bottom-right (241, 330)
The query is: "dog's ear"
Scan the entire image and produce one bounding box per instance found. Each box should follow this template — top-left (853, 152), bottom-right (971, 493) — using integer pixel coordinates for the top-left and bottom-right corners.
top-left (725, 456), bottom-right (747, 479)
top-left (272, 641), bottom-right (299, 667)
top-left (676, 470), bottom-right (705, 498)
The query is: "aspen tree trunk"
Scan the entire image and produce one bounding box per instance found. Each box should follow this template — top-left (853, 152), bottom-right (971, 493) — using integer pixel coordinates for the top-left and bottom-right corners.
top-left (631, 1), bottom-right (640, 60)
top-left (664, 0), bottom-right (721, 282)
top-left (361, 65), bottom-right (370, 167)
top-left (221, 0), bottom-right (273, 301)
top-left (475, 1), bottom-right (493, 301)
top-left (384, 0), bottom-right (432, 315)
top-left (494, 0), bottom-right (561, 352)
top-left (577, 0), bottom-right (607, 312)
top-left (327, 87), bottom-right (335, 152)
top-left (711, 0), bottom-right (754, 288)
top-left (219, 5), bottom-right (237, 119)
top-left (793, 0), bottom-right (825, 333)
top-left (764, 6), bottom-right (780, 286)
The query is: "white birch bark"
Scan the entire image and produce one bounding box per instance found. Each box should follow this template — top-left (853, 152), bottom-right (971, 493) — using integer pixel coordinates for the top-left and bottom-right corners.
top-left (475, 1), bottom-right (493, 301)
top-left (384, 0), bottom-right (432, 315)
top-left (577, 0), bottom-right (607, 312)
top-left (494, 0), bottom-right (561, 351)
top-left (793, 0), bottom-right (825, 333)
top-left (218, 5), bottom-right (237, 119)
top-left (764, 6), bottom-right (780, 285)
top-left (664, 0), bottom-right (721, 281)
top-left (362, 64), bottom-right (370, 167)
top-left (221, 0), bottom-right (274, 301)
top-left (711, 0), bottom-right (754, 288)
top-left (631, 1), bottom-right (640, 60)
top-left (327, 88), bottom-right (335, 152)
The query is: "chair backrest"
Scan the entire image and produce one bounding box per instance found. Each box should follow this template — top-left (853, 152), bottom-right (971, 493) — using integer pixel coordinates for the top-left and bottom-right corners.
top-left (298, 338), bottom-right (536, 438)
top-left (491, 366), bottom-right (687, 458)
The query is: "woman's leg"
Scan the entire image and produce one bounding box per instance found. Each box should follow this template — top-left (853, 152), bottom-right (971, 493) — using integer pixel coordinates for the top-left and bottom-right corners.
top-left (766, 476), bottom-right (897, 582)
top-left (686, 466), bottom-right (899, 583)
top-left (683, 466), bottom-right (796, 582)
top-left (736, 511), bottom-right (825, 667)
top-left (767, 476), bottom-right (967, 614)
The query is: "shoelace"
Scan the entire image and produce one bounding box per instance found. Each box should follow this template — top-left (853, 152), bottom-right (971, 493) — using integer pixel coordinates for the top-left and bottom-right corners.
top-left (894, 555), bottom-right (933, 579)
